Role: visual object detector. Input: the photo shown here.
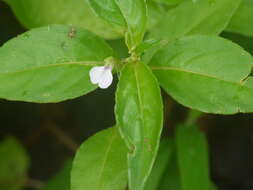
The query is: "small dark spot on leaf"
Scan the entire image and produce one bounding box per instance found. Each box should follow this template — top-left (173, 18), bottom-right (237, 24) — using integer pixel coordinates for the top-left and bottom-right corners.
top-left (68, 27), bottom-right (76, 39)
top-left (129, 145), bottom-right (135, 154)
top-left (144, 138), bottom-right (152, 152)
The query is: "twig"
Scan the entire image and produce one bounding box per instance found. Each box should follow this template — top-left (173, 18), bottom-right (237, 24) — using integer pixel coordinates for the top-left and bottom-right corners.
top-left (45, 121), bottom-right (78, 152)
top-left (26, 178), bottom-right (44, 189)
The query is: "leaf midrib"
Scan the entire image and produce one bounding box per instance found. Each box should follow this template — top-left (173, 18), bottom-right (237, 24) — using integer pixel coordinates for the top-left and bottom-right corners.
top-left (151, 65), bottom-right (253, 113)
top-left (151, 66), bottom-right (248, 86)
top-left (134, 64), bottom-right (145, 137)
top-left (96, 132), bottom-right (117, 190)
top-left (0, 61), bottom-right (103, 75)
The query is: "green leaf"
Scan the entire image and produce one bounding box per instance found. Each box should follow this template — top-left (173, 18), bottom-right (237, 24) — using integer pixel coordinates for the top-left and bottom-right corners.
top-left (144, 139), bottom-right (174, 190)
top-left (149, 35), bottom-right (253, 114)
top-left (107, 39), bottom-right (129, 59)
top-left (3, 0), bottom-right (123, 39)
top-left (87, 0), bottom-right (147, 50)
top-left (152, 134), bottom-right (215, 190)
top-left (0, 25), bottom-right (113, 103)
top-left (88, 0), bottom-right (126, 27)
top-left (185, 110), bottom-right (203, 125)
top-left (226, 0), bottom-right (253, 38)
top-left (158, 154), bottom-right (216, 190)
top-left (149, 0), bottom-right (242, 42)
top-left (115, 62), bottom-right (163, 190)
top-left (158, 154), bottom-right (181, 190)
top-left (222, 32), bottom-right (253, 56)
top-left (152, 0), bottom-right (181, 6)
top-left (0, 137), bottom-right (29, 190)
top-left (41, 160), bottom-right (72, 190)
top-left (135, 39), bottom-right (161, 55)
top-left (146, 1), bottom-right (167, 31)
top-left (176, 124), bottom-right (210, 190)
top-left (116, 0), bottom-right (147, 50)
top-left (71, 127), bottom-right (128, 190)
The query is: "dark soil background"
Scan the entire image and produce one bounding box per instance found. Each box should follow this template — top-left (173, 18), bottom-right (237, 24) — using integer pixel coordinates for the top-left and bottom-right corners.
top-left (1, 2), bottom-right (253, 190)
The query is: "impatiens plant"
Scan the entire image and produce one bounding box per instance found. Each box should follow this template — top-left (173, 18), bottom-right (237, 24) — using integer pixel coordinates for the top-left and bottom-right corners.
top-left (1, 0), bottom-right (253, 189)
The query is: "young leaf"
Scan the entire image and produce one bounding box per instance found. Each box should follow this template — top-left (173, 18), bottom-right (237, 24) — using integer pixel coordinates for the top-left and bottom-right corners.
top-left (135, 39), bottom-right (161, 55)
top-left (0, 25), bottom-right (113, 103)
top-left (115, 62), bottom-right (163, 190)
top-left (88, 0), bottom-right (126, 27)
top-left (158, 154), bottom-right (181, 190)
top-left (226, 0), bottom-right (253, 38)
top-left (176, 124), bottom-right (210, 190)
top-left (149, 35), bottom-right (253, 114)
top-left (0, 137), bottom-right (29, 190)
top-left (115, 0), bottom-right (148, 50)
top-left (88, 0), bottom-right (147, 50)
top-left (71, 127), bottom-right (128, 190)
top-left (144, 139), bottom-right (174, 190)
top-left (149, 0), bottom-right (242, 42)
top-left (3, 0), bottom-right (123, 39)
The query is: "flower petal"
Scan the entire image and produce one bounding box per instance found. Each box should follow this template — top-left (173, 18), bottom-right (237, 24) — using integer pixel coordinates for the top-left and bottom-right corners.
top-left (89, 66), bottom-right (104, 84)
top-left (98, 69), bottom-right (113, 89)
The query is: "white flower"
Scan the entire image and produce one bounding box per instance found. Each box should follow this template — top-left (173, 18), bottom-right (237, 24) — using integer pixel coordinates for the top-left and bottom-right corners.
top-left (89, 65), bottom-right (113, 89)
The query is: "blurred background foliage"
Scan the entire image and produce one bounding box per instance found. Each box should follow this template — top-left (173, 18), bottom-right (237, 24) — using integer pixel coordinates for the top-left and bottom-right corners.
top-left (1, 1), bottom-right (253, 190)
